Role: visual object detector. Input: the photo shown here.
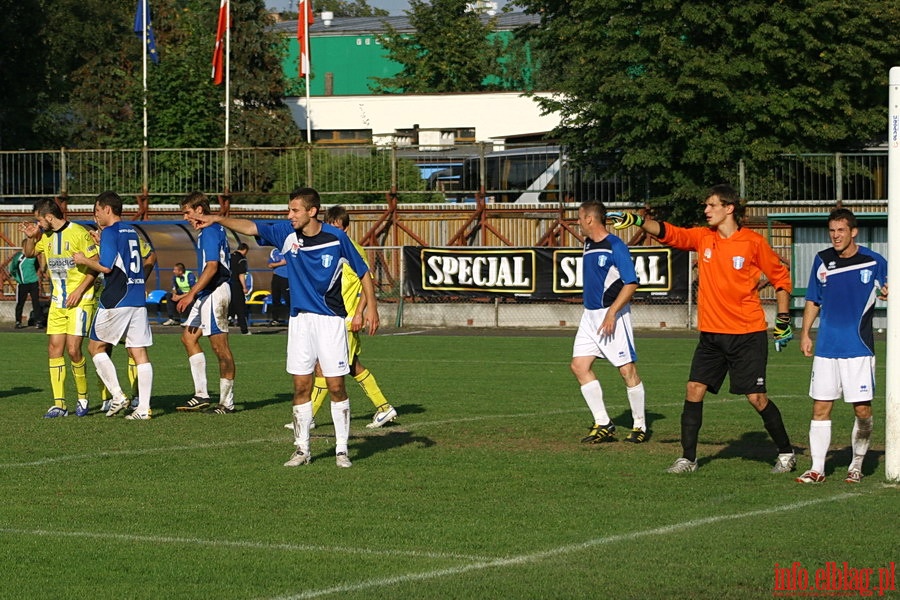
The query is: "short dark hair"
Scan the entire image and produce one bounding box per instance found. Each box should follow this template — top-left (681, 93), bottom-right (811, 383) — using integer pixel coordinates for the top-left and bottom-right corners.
top-left (33, 198), bottom-right (64, 220)
top-left (578, 200), bottom-right (606, 221)
top-left (289, 187), bottom-right (321, 212)
top-left (237, 242), bottom-right (249, 252)
top-left (828, 207), bottom-right (857, 229)
top-left (325, 205), bottom-right (350, 228)
top-left (707, 184), bottom-right (744, 222)
top-left (95, 191), bottom-right (123, 216)
top-left (180, 191), bottom-right (211, 214)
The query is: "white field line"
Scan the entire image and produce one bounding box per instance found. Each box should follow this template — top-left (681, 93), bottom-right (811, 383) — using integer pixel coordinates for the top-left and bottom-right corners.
top-left (0, 395), bottom-right (809, 469)
top-left (0, 527), bottom-right (493, 562)
top-left (264, 492), bottom-right (861, 600)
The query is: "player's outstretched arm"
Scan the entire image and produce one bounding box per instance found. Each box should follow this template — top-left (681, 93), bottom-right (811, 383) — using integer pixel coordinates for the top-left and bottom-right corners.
top-left (191, 213), bottom-right (259, 237)
top-left (607, 211), bottom-right (662, 237)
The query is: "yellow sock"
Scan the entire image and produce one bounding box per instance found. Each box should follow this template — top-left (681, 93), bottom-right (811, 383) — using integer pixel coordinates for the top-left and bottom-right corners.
top-left (49, 357), bottom-right (66, 406)
top-left (128, 357), bottom-right (138, 398)
top-left (310, 377), bottom-right (328, 417)
top-left (354, 369), bottom-right (390, 411)
top-left (72, 357), bottom-right (88, 400)
top-left (98, 376), bottom-right (112, 402)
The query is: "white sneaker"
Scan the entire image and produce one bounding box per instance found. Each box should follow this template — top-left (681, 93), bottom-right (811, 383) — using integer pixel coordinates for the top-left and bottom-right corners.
top-left (366, 405), bottom-right (397, 429)
top-left (161, 319), bottom-right (178, 326)
top-left (125, 410), bottom-right (152, 420)
top-left (771, 452), bottom-right (797, 474)
top-left (284, 448), bottom-right (310, 467)
top-left (106, 396), bottom-right (130, 417)
top-left (666, 457), bottom-right (698, 473)
top-left (336, 452), bottom-right (352, 468)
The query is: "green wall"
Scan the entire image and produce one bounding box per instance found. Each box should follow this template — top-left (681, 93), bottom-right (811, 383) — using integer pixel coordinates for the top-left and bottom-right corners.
top-left (283, 35), bottom-right (401, 96)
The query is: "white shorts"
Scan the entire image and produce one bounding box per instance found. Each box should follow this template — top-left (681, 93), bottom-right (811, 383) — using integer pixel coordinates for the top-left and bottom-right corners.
top-left (286, 312), bottom-right (349, 377)
top-left (90, 306), bottom-right (153, 348)
top-left (184, 283), bottom-right (231, 337)
top-left (572, 307), bottom-right (637, 368)
top-left (809, 356), bottom-right (876, 403)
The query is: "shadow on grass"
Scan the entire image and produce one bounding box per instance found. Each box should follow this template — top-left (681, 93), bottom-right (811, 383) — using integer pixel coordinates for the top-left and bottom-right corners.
top-left (0, 386), bottom-right (43, 399)
top-left (345, 429), bottom-right (436, 464)
top-left (610, 409), bottom-right (666, 433)
top-left (826, 446), bottom-right (884, 478)
top-left (138, 392), bottom-right (292, 417)
top-left (699, 431), bottom-right (793, 468)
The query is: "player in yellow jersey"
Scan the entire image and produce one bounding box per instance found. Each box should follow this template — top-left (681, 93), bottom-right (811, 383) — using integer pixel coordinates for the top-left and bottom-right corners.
top-left (286, 205), bottom-right (397, 430)
top-left (21, 198), bottom-right (99, 417)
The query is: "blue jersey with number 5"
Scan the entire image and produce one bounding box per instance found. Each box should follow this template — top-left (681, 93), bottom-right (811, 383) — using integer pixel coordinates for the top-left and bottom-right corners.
top-left (98, 222), bottom-right (146, 308)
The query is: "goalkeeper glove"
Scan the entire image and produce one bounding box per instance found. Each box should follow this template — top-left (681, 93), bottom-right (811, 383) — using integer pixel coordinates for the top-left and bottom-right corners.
top-left (773, 313), bottom-right (793, 352)
top-left (607, 211), bottom-right (644, 230)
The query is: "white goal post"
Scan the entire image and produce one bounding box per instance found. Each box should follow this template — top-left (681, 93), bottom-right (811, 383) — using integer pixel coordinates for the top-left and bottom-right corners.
top-left (886, 67), bottom-right (900, 482)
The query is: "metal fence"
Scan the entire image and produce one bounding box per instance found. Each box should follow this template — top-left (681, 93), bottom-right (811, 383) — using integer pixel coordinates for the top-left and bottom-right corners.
top-left (0, 144), bottom-right (889, 205)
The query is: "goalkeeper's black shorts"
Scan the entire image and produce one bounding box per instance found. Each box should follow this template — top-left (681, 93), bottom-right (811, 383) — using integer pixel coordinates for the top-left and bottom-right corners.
top-left (688, 331), bottom-right (768, 395)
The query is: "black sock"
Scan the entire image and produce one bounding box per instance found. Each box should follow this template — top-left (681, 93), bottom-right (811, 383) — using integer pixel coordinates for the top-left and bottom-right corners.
top-left (758, 400), bottom-right (792, 454)
top-left (680, 401), bottom-right (703, 462)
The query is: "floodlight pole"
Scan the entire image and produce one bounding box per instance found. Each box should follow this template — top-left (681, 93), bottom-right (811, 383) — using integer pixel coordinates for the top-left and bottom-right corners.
top-left (885, 66), bottom-right (900, 482)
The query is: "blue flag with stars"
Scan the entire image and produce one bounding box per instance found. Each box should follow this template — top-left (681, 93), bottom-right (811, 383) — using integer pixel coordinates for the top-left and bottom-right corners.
top-left (133, 0), bottom-right (160, 64)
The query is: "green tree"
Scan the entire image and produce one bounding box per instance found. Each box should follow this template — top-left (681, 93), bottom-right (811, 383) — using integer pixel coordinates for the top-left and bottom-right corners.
top-left (0, 0), bottom-right (48, 149)
top-left (37, 0), bottom-right (300, 152)
top-left (372, 0), bottom-right (503, 93)
top-left (316, 0), bottom-right (388, 17)
top-left (516, 0), bottom-right (900, 223)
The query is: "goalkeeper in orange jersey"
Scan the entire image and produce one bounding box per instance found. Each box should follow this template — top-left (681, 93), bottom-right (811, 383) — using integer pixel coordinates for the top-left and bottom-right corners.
top-left (609, 183), bottom-right (796, 474)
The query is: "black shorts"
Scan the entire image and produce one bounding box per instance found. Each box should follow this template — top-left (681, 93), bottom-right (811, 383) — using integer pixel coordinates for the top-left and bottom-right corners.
top-left (688, 331), bottom-right (769, 395)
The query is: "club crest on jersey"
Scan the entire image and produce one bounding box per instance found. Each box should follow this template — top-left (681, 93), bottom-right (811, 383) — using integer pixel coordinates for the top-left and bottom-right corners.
top-left (860, 269), bottom-right (873, 285)
top-left (598, 255), bottom-right (608, 267)
top-left (732, 256), bottom-right (745, 270)
top-left (321, 255), bottom-right (333, 268)
top-left (703, 248), bottom-right (712, 261)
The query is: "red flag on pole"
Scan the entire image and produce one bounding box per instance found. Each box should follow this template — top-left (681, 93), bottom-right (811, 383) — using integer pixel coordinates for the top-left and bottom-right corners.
top-left (212, 0), bottom-right (228, 85)
top-left (297, 0), bottom-right (314, 78)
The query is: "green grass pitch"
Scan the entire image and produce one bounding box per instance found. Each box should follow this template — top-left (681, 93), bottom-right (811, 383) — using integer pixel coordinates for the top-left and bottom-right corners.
top-left (0, 329), bottom-right (895, 599)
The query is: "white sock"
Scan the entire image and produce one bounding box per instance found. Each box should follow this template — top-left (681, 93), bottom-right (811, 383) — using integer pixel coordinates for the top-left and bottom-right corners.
top-left (292, 403), bottom-right (313, 454)
top-left (219, 378), bottom-right (234, 408)
top-left (331, 399), bottom-right (351, 455)
top-left (136, 362), bottom-right (153, 412)
top-left (92, 353), bottom-right (125, 400)
top-left (580, 380), bottom-right (610, 425)
top-left (626, 382), bottom-right (646, 431)
top-left (809, 420), bottom-right (831, 474)
top-left (188, 352), bottom-right (208, 398)
top-left (850, 416), bottom-right (873, 471)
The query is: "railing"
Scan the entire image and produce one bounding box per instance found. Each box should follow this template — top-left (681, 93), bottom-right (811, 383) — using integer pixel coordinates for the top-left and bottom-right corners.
top-left (1, 144), bottom-right (889, 205)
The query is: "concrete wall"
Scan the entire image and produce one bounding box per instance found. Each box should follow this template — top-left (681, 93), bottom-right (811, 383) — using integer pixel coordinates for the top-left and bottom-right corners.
top-left (285, 92), bottom-right (561, 143)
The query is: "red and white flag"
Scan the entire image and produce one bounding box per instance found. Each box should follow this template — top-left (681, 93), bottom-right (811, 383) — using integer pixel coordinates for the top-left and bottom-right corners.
top-left (297, 0), bottom-right (314, 77)
top-left (212, 0), bottom-right (228, 85)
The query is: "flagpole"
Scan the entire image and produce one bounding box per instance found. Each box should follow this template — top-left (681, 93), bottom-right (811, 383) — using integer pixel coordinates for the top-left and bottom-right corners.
top-left (141, 0), bottom-right (149, 193)
top-left (304, 9), bottom-right (311, 144)
top-left (224, 0), bottom-right (231, 194)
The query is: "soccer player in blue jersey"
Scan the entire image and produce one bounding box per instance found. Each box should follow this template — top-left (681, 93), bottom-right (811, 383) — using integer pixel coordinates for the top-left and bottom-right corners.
top-left (190, 187), bottom-right (379, 468)
top-left (176, 192), bottom-right (236, 414)
top-left (797, 208), bottom-right (888, 484)
top-left (571, 200), bottom-right (648, 444)
top-left (73, 191), bottom-right (154, 419)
